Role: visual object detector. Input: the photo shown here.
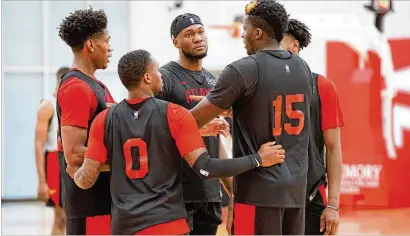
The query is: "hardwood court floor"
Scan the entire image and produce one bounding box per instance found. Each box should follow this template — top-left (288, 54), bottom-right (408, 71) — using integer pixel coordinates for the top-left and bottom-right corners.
top-left (2, 201), bottom-right (410, 235)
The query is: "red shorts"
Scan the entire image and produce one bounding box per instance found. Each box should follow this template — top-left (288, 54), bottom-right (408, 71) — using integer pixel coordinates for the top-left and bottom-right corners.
top-left (135, 218), bottom-right (189, 235)
top-left (45, 151), bottom-right (62, 207)
top-left (66, 215), bottom-right (111, 235)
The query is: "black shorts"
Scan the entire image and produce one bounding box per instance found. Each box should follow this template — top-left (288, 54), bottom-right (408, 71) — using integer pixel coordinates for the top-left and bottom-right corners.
top-left (45, 151), bottom-right (62, 207)
top-left (232, 203), bottom-right (305, 235)
top-left (66, 215), bottom-right (111, 235)
top-left (305, 184), bottom-right (327, 235)
top-left (185, 202), bottom-right (222, 234)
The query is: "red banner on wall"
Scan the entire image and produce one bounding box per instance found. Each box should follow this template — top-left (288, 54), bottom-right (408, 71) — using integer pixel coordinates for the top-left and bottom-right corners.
top-left (326, 39), bottom-right (410, 208)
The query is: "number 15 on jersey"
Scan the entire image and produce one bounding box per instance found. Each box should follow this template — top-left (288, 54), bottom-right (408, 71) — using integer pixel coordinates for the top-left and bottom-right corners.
top-left (272, 94), bottom-right (305, 136)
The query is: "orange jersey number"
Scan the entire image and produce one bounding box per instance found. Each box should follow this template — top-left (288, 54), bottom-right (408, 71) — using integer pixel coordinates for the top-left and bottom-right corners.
top-left (123, 138), bottom-right (149, 179)
top-left (272, 94), bottom-right (305, 136)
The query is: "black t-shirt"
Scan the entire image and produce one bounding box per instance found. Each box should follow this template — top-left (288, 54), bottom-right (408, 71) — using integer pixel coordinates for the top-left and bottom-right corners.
top-left (156, 61), bottom-right (221, 203)
top-left (207, 50), bottom-right (313, 207)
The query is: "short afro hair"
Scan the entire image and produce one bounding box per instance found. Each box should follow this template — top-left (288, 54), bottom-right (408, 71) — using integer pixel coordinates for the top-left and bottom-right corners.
top-left (118, 50), bottom-right (153, 90)
top-left (170, 13), bottom-right (200, 38)
top-left (56, 67), bottom-right (70, 80)
top-left (246, 0), bottom-right (289, 42)
top-left (58, 7), bottom-right (108, 51)
top-left (286, 19), bottom-right (312, 50)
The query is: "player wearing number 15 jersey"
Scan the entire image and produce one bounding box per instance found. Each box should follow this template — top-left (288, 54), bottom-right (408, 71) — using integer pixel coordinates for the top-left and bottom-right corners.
top-left (190, 1), bottom-right (313, 234)
top-left (67, 49), bottom-right (286, 235)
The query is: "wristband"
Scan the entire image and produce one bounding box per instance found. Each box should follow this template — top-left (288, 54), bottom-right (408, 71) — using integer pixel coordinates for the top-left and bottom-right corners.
top-left (327, 205), bottom-right (339, 211)
top-left (252, 153), bottom-right (262, 167)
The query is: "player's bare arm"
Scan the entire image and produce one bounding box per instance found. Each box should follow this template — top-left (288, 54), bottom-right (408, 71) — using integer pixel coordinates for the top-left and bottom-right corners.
top-left (61, 126), bottom-right (88, 168)
top-left (219, 139), bottom-right (233, 198)
top-left (72, 158), bottom-right (102, 189)
top-left (34, 100), bottom-right (54, 202)
top-left (321, 128), bottom-right (342, 235)
top-left (190, 97), bottom-right (227, 129)
top-left (324, 128), bottom-right (342, 207)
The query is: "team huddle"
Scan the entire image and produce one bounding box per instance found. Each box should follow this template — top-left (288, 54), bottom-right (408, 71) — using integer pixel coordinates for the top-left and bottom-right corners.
top-left (35, 0), bottom-right (344, 235)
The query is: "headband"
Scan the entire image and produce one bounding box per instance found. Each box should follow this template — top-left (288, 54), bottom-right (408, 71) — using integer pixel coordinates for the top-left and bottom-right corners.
top-left (171, 15), bottom-right (203, 39)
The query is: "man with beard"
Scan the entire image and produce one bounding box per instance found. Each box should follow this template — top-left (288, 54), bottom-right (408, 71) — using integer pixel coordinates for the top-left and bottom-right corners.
top-left (56, 7), bottom-right (115, 235)
top-left (155, 13), bottom-right (232, 235)
top-left (281, 18), bottom-right (344, 235)
top-left (190, 1), bottom-right (314, 234)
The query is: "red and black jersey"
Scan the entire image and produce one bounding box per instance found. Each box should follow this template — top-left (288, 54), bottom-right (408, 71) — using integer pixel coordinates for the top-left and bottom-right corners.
top-left (307, 72), bottom-right (345, 198)
top-left (207, 50), bottom-right (313, 207)
top-left (85, 97), bottom-right (205, 235)
top-left (56, 69), bottom-right (114, 219)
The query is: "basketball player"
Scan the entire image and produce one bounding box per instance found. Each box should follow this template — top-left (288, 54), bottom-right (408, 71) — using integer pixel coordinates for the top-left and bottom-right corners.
top-left (56, 7), bottom-right (115, 235)
top-left (155, 13), bottom-right (232, 235)
top-left (281, 18), bottom-right (344, 235)
top-left (190, 0), bottom-right (314, 234)
top-left (35, 66), bottom-right (69, 235)
top-left (67, 49), bottom-right (286, 235)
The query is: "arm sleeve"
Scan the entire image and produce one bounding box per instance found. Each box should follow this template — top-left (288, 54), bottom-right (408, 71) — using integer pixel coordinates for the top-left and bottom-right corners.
top-left (318, 75), bottom-right (345, 130)
top-left (191, 152), bottom-right (261, 179)
top-left (156, 68), bottom-right (174, 101)
top-left (58, 78), bottom-right (95, 128)
top-left (84, 109), bottom-right (109, 163)
top-left (206, 57), bottom-right (259, 110)
top-left (167, 103), bottom-right (206, 156)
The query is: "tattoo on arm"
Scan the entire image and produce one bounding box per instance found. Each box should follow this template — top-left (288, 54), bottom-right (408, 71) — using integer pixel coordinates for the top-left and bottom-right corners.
top-left (74, 158), bottom-right (102, 189)
top-left (183, 147), bottom-right (207, 167)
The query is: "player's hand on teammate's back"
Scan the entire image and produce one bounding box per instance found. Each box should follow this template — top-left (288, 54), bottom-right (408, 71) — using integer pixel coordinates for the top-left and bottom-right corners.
top-left (37, 182), bottom-right (50, 202)
top-left (199, 117), bottom-right (230, 137)
top-left (66, 165), bottom-right (79, 179)
top-left (257, 141), bottom-right (286, 167)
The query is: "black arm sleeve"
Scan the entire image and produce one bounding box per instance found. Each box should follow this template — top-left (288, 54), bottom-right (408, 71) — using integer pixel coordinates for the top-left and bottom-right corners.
top-left (192, 152), bottom-right (262, 179)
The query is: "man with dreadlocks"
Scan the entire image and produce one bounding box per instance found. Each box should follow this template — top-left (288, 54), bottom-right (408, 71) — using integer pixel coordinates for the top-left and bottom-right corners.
top-left (156, 13), bottom-right (232, 235)
top-left (282, 18), bottom-right (344, 235)
top-left (190, 0), bottom-right (314, 234)
top-left (56, 7), bottom-right (115, 235)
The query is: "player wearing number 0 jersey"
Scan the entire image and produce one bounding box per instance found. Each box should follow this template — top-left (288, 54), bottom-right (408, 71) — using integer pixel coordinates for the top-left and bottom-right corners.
top-left (67, 49), bottom-right (286, 235)
top-left (190, 1), bottom-right (313, 234)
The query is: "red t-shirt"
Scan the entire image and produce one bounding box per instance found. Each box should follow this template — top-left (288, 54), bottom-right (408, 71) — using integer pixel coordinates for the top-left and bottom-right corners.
top-left (85, 98), bottom-right (204, 235)
top-left (57, 71), bottom-right (115, 152)
top-left (317, 74), bottom-right (344, 130)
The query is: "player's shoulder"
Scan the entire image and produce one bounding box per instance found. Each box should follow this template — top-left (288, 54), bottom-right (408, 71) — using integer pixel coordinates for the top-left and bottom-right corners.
top-left (160, 61), bottom-right (177, 74)
top-left (225, 56), bottom-right (258, 77)
top-left (59, 76), bottom-right (90, 92)
top-left (166, 102), bottom-right (189, 114)
top-left (93, 108), bottom-right (110, 125)
top-left (229, 55), bottom-right (257, 68)
top-left (314, 73), bottom-right (338, 95)
top-left (315, 73), bottom-right (336, 86)
top-left (160, 62), bottom-right (178, 81)
top-left (37, 98), bottom-right (54, 116)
